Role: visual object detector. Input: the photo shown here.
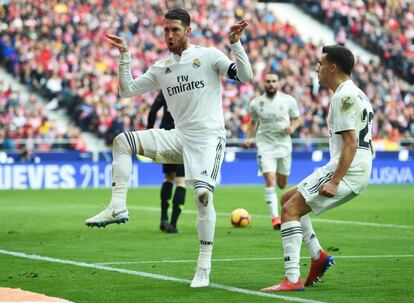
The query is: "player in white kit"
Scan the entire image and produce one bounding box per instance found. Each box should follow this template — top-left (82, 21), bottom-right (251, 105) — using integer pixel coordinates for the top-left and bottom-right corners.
top-left (84, 8), bottom-right (253, 288)
top-left (261, 45), bottom-right (373, 292)
top-left (244, 73), bottom-right (301, 230)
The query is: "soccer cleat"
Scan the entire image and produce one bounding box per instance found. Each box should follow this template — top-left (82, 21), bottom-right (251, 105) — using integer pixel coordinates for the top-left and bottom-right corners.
top-left (166, 225), bottom-right (179, 234)
top-left (272, 216), bottom-right (281, 230)
top-left (190, 267), bottom-right (210, 288)
top-left (85, 207), bottom-right (129, 228)
top-left (261, 277), bottom-right (305, 292)
top-left (160, 220), bottom-right (169, 232)
top-left (304, 249), bottom-right (335, 286)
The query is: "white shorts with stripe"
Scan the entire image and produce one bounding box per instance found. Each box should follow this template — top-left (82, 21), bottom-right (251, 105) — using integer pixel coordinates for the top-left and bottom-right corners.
top-left (257, 153), bottom-right (291, 175)
top-left (297, 165), bottom-right (357, 215)
top-left (136, 129), bottom-right (225, 189)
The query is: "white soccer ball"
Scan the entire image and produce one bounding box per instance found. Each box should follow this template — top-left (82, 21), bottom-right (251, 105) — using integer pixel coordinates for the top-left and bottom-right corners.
top-left (230, 208), bottom-right (251, 227)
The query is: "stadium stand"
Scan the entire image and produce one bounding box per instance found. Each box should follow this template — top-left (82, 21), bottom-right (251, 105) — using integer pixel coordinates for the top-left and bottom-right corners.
top-left (0, 78), bottom-right (87, 152)
top-left (296, 0), bottom-right (414, 84)
top-left (0, 0), bottom-right (413, 152)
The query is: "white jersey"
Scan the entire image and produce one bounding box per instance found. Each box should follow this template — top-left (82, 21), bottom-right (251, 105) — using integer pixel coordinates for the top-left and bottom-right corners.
top-left (325, 80), bottom-right (373, 194)
top-left (250, 92), bottom-right (300, 157)
top-left (118, 42), bottom-right (252, 136)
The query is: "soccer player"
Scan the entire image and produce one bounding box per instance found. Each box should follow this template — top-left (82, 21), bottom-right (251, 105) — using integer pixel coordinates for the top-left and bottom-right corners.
top-left (243, 73), bottom-right (301, 230)
top-left (85, 8), bottom-right (252, 288)
top-left (261, 45), bottom-right (373, 292)
top-left (147, 91), bottom-right (186, 234)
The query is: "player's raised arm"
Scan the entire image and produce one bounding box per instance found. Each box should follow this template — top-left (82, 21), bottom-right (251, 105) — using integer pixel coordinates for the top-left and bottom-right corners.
top-left (106, 33), bottom-right (157, 98)
top-left (228, 20), bottom-right (248, 44)
top-left (226, 20), bottom-right (253, 83)
top-left (105, 33), bottom-right (129, 53)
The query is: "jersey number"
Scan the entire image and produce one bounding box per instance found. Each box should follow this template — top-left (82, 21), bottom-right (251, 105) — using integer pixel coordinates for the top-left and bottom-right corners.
top-left (358, 108), bottom-right (374, 150)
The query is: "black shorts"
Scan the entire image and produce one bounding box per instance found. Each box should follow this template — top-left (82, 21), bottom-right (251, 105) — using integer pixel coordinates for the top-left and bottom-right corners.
top-left (162, 164), bottom-right (185, 177)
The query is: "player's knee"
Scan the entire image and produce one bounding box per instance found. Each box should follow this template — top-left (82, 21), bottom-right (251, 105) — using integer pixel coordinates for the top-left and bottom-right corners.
top-left (277, 180), bottom-right (287, 189)
top-left (175, 177), bottom-right (185, 187)
top-left (164, 172), bottom-right (175, 182)
top-left (113, 133), bottom-right (131, 154)
top-left (195, 188), bottom-right (210, 206)
top-left (264, 174), bottom-right (276, 187)
top-left (281, 200), bottom-right (302, 222)
top-left (115, 132), bottom-right (139, 154)
top-left (194, 186), bottom-right (214, 214)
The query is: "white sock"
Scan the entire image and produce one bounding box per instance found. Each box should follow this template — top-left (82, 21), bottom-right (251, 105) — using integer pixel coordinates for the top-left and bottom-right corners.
top-left (281, 221), bottom-right (302, 283)
top-left (265, 187), bottom-right (279, 217)
top-left (300, 214), bottom-right (322, 260)
top-left (197, 244), bottom-right (212, 269)
top-left (109, 132), bottom-right (137, 210)
top-left (194, 186), bottom-right (216, 269)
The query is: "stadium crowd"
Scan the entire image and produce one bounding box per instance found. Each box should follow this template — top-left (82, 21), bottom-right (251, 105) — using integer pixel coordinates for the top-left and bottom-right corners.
top-left (0, 80), bottom-right (86, 152)
top-left (298, 0), bottom-right (414, 84)
top-left (0, 0), bottom-right (413, 152)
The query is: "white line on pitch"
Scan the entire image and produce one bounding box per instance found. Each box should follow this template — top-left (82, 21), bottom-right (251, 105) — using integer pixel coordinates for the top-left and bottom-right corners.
top-left (0, 249), bottom-right (324, 303)
top-left (128, 205), bottom-right (414, 230)
top-left (96, 254), bottom-right (414, 265)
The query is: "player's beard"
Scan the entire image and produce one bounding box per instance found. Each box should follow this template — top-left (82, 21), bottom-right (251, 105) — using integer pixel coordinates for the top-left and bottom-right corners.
top-left (265, 88), bottom-right (277, 98)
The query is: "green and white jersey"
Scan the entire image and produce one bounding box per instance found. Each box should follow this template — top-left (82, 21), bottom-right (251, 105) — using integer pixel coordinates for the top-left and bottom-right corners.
top-left (326, 80), bottom-right (374, 194)
top-left (118, 41), bottom-right (252, 136)
top-left (250, 92), bottom-right (300, 158)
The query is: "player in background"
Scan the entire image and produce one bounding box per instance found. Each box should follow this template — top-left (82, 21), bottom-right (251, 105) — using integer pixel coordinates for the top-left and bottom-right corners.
top-left (243, 73), bottom-right (302, 230)
top-left (261, 45), bottom-right (374, 292)
top-left (147, 91), bottom-right (186, 234)
top-left (85, 8), bottom-right (253, 288)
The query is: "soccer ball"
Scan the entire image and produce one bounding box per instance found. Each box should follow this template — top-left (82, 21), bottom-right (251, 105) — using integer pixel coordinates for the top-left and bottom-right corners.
top-left (230, 208), bottom-right (251, 227)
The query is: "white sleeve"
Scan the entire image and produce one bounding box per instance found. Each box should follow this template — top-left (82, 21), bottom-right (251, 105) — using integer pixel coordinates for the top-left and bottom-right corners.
top-left (118, 52), bottom-right (158, 98)
top-left (333, 94), bottom-right (357, 133)
top-left (249, 99), bottom-right (258, 122)
top-left (289, 97), bottom-right (300, 118)
top-left (210, 41), bottom-right (253, 83)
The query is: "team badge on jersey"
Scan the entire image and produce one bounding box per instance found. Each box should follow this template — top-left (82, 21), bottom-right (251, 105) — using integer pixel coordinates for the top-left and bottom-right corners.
top-left (192, 58), bottom-right (201, 68)
top-left (259, 101), bottom-right (265, 112)
top-left (341, 95), bottom-right (355, 111)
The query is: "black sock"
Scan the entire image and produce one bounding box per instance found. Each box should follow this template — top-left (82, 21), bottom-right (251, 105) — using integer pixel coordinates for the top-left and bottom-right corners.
top-left (170, 186), bottom-right (186, 227)
top-left (160, 181), bottom-right (173, 221)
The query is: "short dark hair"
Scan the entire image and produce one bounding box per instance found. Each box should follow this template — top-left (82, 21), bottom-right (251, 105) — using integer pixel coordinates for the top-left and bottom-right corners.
top-left (322, 45), bottom-right (355, 75)
top-left (165, 8), bottom-right (191, 27)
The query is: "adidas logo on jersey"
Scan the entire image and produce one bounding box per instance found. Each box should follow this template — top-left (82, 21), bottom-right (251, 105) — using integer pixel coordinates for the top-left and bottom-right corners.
top-left (165, 67), bottom-right (172, 74)
top-left (200, 170), bottom-right (208, 176)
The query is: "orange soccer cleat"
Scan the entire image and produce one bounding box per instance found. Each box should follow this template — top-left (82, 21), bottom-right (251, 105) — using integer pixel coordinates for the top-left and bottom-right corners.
top-left (272, 216), bottom-right (281, 230)
top-left (305, 249), bottom-right (335, 286)
top-left (261, 277), bottom-right (305, 292)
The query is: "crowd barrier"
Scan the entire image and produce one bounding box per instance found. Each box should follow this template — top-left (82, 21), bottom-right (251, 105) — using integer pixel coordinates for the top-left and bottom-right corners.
top-left (0, 151), bottom-right (412, 189)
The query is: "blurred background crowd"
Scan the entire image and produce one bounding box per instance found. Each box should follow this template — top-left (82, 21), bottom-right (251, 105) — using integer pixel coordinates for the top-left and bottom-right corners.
top-left (0, 0), bottom-right (413, 153)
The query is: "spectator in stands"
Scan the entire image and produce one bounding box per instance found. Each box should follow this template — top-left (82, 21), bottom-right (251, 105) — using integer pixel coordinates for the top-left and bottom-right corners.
top-left (0, 0), bottom-right (412, 150)
top-left (18, 147), bottom-right (40, 163)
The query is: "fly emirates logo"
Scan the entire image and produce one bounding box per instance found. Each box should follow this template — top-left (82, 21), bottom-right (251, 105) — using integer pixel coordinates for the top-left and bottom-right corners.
top-left (166, 75), bottom-right (205, 97)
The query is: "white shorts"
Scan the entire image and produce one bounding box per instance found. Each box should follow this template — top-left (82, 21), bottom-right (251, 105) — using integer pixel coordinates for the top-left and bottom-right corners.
top-left (257, 154), bottom-right (291, 175)
top-left (137, 129), bottom-right (225, 189)
top-left (297, 166), bottom-right (357, 215)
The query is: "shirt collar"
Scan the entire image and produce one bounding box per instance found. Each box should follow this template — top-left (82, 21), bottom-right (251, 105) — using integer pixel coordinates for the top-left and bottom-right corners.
top-left (170, 44), bottom-right (194, 62)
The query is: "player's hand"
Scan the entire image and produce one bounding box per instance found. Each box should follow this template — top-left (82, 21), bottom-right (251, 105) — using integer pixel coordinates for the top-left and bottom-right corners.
top-left (319, 181), bottom-right (338, 197)
top-left (284, 126), bottom-right (293, 135)
top-left (229, 20), bottom-right (248, 44)
top-left (105, 33), bottom-right (129, 53)
top-left (242, 138), bottom-right (254, 149)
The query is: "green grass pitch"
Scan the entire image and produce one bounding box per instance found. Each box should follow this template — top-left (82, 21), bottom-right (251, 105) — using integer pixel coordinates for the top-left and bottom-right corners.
top-left (0, 185), bottom-right (413, 303)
